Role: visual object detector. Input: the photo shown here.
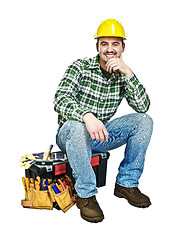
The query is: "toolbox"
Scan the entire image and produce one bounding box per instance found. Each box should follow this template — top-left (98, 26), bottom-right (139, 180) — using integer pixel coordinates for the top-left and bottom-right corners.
top-left (25, 151), bottom-right (110, 188)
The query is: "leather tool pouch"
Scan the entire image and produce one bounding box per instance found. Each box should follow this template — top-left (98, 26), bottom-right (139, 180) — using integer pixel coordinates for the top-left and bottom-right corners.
top-left (50, 186), bottom-right (74, 213)
top-left (21, 189), bottom-right (53, 210)
top-left (21, 176), bottom-right (75, 212)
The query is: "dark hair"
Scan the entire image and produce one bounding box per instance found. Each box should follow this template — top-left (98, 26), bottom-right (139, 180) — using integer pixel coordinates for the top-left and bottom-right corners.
top-left (97, 38), bottom-right (125, 47)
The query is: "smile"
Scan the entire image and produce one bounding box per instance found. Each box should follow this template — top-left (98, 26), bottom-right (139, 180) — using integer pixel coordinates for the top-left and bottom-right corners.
top-left (104, 53), bottom-right (116, 58)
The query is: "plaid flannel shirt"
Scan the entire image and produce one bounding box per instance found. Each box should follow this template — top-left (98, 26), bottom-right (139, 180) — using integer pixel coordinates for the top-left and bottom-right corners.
top-left (54, 55), bottom-right (150, 125)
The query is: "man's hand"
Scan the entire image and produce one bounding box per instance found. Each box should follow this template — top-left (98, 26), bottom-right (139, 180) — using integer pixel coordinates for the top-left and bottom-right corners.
top-left (83, 113), bottom-right (109, 143)
top-left (106, 56), bottom-right (133, 78)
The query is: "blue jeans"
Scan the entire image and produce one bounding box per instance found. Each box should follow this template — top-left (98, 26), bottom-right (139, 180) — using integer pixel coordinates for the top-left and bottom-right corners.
top-left (56, 113), bottom-right (153, 198)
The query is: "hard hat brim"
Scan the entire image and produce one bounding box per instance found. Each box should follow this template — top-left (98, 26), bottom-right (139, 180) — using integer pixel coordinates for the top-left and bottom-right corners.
top-left (94, 35), bottom-right (127, 40)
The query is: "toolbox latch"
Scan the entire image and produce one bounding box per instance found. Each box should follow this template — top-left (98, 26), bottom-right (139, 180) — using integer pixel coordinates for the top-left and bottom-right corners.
top-left (55, 163), bottom-right (66, 175)
top-left (91, 156), bottom-right (100, 167)
top-left (46, 165), bottom-right (53, 172)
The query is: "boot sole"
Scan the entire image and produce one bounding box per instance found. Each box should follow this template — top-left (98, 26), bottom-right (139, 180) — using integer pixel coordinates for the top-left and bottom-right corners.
top-left (81, 213), bottom-right (104, 223)
top-left (114, 190), bottom-right (151, 208)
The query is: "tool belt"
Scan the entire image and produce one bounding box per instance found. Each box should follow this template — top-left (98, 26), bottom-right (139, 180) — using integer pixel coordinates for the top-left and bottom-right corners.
top-left (21, 175), bottom-right (75, 212)
top-left (20, 148), bottom-right (76, 212)
top-left (20, 146), bottom-right (110, 212)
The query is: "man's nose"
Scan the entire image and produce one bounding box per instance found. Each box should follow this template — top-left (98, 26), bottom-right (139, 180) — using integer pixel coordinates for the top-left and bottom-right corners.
top-left (107, 44), bottom-right (113, 52)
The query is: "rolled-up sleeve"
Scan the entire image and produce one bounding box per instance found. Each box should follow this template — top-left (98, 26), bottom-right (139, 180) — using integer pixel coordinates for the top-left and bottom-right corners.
top-left (124, 74), bottom-right (150, 113)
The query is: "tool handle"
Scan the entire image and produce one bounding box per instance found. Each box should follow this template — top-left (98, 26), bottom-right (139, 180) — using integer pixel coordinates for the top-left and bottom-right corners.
top-left (48, 185), bottom-right (55, 202)
top-left (22, 177), bottom-right (26, 190)
top-left (58, 179), bottom-right (66, 190)
top-left (26, 178), bottom-right (29, 190)
top-left (35, 181), bottom-right (40, 190)
top-left (52, 185), bottom-right (61, 194)
top-left (43, 144), bottom-right (53, 160)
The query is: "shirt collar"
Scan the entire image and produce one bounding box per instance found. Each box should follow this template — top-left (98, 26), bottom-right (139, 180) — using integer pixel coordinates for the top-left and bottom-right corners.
top-left (89, 54), bottom-right (101, 70)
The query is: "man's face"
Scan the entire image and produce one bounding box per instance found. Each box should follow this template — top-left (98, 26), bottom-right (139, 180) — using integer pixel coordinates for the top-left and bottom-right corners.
top-left (97, 36), bottom-right (125, 69)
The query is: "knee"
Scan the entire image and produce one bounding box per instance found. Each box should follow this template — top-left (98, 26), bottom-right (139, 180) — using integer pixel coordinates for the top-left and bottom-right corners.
top-left (56, 120), bottom-right (92, 152)
top-left (139, 113), bottom-right (153, 132)
top-left (142, 113), bottom-right (153, 126)
top-left (65, 121), bottom-right (90, 140)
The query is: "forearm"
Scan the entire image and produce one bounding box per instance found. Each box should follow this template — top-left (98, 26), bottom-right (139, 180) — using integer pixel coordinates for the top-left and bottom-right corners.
top-left (125, 74), bottom-right (150, 113)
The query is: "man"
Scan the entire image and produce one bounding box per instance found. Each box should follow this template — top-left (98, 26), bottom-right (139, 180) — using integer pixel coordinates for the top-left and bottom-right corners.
top-left (54, 19), bottom-right (153, 223)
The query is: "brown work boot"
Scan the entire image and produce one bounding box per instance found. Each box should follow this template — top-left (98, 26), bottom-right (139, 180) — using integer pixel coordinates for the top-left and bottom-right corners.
top-left (76, 195), bottom-right (104, 223)
top-left (114, 183), bottom-right (151, 208)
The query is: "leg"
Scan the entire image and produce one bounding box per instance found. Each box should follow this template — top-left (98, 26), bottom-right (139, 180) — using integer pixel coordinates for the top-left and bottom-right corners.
top-left (92, 113), bottom-right (153, 187)
top-left (116, 113), bottom-right (153, 187)
top-left (56, 120), bottom-right (98, 198)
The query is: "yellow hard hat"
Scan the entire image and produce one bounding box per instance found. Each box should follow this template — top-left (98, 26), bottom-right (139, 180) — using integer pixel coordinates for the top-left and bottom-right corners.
top-left (94, 19), bottom-right (127, 40)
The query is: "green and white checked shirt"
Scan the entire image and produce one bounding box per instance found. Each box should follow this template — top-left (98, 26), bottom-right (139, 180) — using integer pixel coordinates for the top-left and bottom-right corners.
top-left (54, 55), bottom-right (150, 125)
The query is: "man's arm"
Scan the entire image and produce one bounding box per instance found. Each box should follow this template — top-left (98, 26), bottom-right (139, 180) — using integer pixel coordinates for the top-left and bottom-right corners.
top-left (54, 60), bottom-right (109, 142)
top-left (54, 61), bottom-right (90, 122)
top-left (105, 57), bottom-right (150, 113)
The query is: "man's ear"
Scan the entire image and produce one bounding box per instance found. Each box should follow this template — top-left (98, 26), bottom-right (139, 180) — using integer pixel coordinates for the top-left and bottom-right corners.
top-left (122, 42), bottom-right (125, 52)
top-left (96, 42), bottom-right (99, 52)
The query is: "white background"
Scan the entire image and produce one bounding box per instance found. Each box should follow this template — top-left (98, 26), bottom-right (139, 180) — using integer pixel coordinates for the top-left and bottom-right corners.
top-left (1, 0), bottom-right (194, 239)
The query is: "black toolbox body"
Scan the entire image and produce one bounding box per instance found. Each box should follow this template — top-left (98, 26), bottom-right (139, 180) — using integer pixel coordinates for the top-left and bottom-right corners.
top-left (25, 152), bottom-right (110, 187)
